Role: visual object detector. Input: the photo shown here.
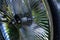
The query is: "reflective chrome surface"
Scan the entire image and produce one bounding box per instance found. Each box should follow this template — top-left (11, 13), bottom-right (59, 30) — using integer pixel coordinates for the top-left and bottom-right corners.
top-left (0, 22), bottom-right (20, 40)
top-left (0, 0), bottom-right (53, 40)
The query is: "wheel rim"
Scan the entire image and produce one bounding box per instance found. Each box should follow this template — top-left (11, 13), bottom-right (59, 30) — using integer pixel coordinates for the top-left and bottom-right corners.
top-left (0, 0), bottom-right (53, 40)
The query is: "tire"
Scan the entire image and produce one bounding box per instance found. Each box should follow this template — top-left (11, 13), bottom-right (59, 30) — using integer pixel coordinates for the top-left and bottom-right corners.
top-left (0, 0), bottom-right (53, 40)
top-left (47, 0), bottom-right (60, 40)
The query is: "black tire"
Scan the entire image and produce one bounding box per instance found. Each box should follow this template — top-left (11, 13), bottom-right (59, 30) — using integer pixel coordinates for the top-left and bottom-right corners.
top-left (47, 0), bottom-right (60, 40)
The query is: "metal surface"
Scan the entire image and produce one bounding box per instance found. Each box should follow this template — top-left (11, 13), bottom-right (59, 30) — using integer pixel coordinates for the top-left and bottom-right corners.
top-left (0, 0), bottom-right (53, 40)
